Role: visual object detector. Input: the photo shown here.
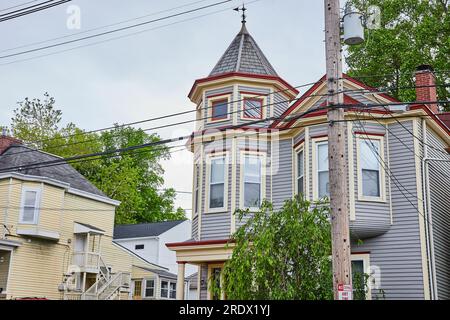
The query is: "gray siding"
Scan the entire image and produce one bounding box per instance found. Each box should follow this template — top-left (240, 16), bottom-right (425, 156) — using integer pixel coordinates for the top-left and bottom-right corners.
top-left (199, 265), bottom-right (208, 300)
top-left (191, 215), bottom-right (199, 241)
top-left (426, 128), bottom-right (450, 300)
top-left (272, 138), bottom-right (293, 209)
top-left (351, 121), bottom-right (425, 299)
top-left (273, 92), bottom-right (290, 118)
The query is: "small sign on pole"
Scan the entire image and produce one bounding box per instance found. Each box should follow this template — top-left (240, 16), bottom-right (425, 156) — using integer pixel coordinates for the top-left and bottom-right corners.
top-left (337, 284), bottom-right (353, 300)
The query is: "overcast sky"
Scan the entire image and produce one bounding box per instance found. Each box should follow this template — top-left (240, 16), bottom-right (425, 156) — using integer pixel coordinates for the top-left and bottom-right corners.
top-left (0, 0), bottom-right (332, 218)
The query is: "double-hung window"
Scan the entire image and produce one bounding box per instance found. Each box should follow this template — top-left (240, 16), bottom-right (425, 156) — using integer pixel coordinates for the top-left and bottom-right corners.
top-left (316, 142), bottom-right (329, 198)
top-left (243, 154), bottom-right (262, 208)
top-left (359, 138), bottom-right (382, 199)
top-left (144, 279), bottom-right (155, 298)
top-left (169, 282), bottom-right (177, 299)
top-left (160, 280), bottom-right (169, 298)
top-left (209, 156), bottom-right (226, 210)
top-left (19, 187), bottom-right (41, 224)
top-left (296, 149), bottom-right (304, 195)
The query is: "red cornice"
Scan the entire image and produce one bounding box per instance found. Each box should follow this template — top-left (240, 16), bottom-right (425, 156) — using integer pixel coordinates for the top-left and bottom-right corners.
top-left (188, 72), bottom-right (299, 100)
top-left (166, 238), bottom-right (233, 248)
top-left (410, 104), bottom-right (450, 135)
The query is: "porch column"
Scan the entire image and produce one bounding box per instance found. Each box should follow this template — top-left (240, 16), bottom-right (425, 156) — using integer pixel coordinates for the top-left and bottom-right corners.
top-left (176, 262), bottom-right (186, 300)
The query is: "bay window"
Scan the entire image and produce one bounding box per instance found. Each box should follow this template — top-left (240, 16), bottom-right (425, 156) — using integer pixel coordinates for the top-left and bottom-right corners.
top-left (208, 155), bottom-right (227, 211)
top-left (211, 99), bottom-right (228, 121)
top-left (242, 154), bottom-right (263, 208)
top-left (19, 187), bottom-right (41, 224)
top-left (358, 137), bottom-right (383, 200)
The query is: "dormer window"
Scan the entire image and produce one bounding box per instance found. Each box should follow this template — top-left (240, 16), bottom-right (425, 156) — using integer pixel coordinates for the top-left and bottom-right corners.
top-left (243, 98), bottom-right (263, 119)
top-left (211, 99), bottom-right (228, 121)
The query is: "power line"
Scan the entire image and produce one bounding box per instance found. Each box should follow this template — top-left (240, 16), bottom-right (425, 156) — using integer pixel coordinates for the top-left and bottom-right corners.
top-left (0, 0), bottom-right (215, 53)
top-left (0, 0), bottom-right (71, 22)
top-left (0, 0), bottom-right (52, 16)
top-left (0, 0), bottom-right (232, 58)
top-left (0, 0), bottom-right (40, 12)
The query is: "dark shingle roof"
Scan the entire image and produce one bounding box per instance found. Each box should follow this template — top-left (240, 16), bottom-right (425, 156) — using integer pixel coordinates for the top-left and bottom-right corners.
top-left (209, 23), bottom-right (278, 77)
top-left (114, 220), bottom-right (186, 239)
top-left (0, 144), bottom-right (106, 197)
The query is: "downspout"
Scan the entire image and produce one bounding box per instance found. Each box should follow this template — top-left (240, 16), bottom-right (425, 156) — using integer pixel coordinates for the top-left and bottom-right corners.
top-left (421, 119), bottom-right (438, 300)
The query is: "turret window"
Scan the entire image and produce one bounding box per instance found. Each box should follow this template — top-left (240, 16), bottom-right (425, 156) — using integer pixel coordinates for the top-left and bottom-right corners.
top-left (243, 98), bottom-right (263, 119)
top-left (211, 99), bottom-right (228, 121)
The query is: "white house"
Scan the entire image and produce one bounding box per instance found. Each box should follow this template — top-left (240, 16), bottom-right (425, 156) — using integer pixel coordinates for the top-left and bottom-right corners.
top-left (113, 220), bottom-right (198, 299)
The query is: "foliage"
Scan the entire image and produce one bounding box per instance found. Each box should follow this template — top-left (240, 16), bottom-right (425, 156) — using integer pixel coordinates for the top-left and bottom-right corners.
top-left (10, 93), bottom-right (185, 224)
top-left (346, 0), bottom-right (449, 109)
top-left (212, 196), bottom-right (333, 300)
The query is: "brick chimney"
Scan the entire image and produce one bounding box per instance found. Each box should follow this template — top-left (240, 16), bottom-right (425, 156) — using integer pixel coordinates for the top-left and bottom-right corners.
top-left (415, 64), bottom-right (439, 114)
top-left (0, 128), bottom-right (22, 154)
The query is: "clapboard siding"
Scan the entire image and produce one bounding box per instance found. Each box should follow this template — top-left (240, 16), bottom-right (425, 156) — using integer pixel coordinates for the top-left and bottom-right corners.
top-left (191, 215), bottom-right (199, 241)
top-left (426, 128), bottom-right (450, 300)
top-left (273, 92), bottom-right (289, 118)
top-left (272, 138), bottom-right (293, 209)
top-left (351, 121), bottom-right (425, 300)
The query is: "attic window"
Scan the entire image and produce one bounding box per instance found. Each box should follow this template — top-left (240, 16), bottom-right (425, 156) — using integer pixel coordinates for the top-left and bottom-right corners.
top-left (243, 98), bottom-right (263, 119)
top-left (135, 244), bottom-right (145, 250)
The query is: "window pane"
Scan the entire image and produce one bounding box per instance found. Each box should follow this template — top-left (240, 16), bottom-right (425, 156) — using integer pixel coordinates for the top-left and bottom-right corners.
top-left (362, 169), bottom-right (380, 197)
top-left (22, 207), bottom-right (35, 222)
top-left (210, 158), bottom-right (225, 183)
top-left (24, 191), bottom-right (37, 206)
top-left (212, 100), bottom-right (228, 119)
top-left (161, 281), bottom-right (168, 298)
top-left (318, 171), bottom-right (329, 198)
top-left (360, 140), bottom-right (379, 170)
top-left (297, 150), bottom-right (304, 177)
top-left (244, 99), bottom-right (262, 118)
top-left (298, 177), bottom-right (304, 195)
top-left (169, 282), bottom-right (177, 299)
top-left (194, 188), bottom-right (199, 213)
top-left (244, 156), bottom-right (261, 183)
top-left (317, 143), bottom-right (328, 171)
top-left (133, 281), bottom-right (142, 297)
top-left (244, 182), bottom-right (260, 207)
top-left (210, 184), bottom-right (224, 208)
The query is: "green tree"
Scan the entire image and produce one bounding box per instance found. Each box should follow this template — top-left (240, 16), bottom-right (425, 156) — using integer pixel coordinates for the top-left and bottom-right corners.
top-left (10, 94), bottom-right (185, 224)
top-left (214, 196), bottom-right (333, 300)
top-left (346, 0), bottom-right (449, 108)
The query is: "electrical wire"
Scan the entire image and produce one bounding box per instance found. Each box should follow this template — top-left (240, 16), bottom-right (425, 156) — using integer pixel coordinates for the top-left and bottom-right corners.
top-left (0, 0), bottom-right (71, 23)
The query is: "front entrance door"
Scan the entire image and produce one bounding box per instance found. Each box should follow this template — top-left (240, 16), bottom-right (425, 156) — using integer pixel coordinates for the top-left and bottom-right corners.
top-left (133, 280), bottom-right (142, 300)
top-left (73, 234), bottom-right (87, 266)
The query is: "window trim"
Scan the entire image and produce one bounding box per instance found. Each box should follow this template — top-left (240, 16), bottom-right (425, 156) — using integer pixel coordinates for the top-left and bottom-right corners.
top-left (239, 150), bottom-right (266, 211)
top-left (19, 186), bottom-right (42, 225)
top-left (159, 279), bottom-right (176, 300)
top-left (143, 278), bottom-right (155, 298)
top-left (294, 143), bottom-right (305, 196)
top-left (311, 137), bottom-right (329, 201)
top-left (207, 94), bottom-right (231, 123)
top-left (205, 151), bottom-right (229, 213)
top-left (356, 134), bottom-right (386, 202)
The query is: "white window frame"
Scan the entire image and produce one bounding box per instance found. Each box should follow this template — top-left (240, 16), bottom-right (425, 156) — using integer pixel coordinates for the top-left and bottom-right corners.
top-left (356, 135), bottom-right (386, 202)
top-left (240, 92), bottom-right (267, 121)
top-left (294, 145), bottom-right (305, 196)
top-left (205, 151), bottom-right (229, 213)
top-left (311, 137), bottom-right (329, 200)
top-left (351, 253), bottom-right (372, 300)
top-left (19, 186), bottom-right (42, 225)
top-left (159, 279), bottom-right (176, 300)
top-left (207, 94), bottom-right (231, 124)
top-left (143, 278), bottom-right (156, 298)
top-left (239, 151), bottom-right (266, 211)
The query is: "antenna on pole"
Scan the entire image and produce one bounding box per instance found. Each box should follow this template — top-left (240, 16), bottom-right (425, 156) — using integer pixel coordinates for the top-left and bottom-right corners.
top-left (233, 3), bottom-right (247, 24)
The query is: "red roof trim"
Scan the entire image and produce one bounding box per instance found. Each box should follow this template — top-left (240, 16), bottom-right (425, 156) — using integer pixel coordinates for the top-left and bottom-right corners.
top-left (342, 74), bottom-right (400, 103)
top-left (188, 72), bottom-right (299, 99)
top-left (410, 105), bottom-right (450, 135)
top-left (166, 238), bottom-right (232, 248)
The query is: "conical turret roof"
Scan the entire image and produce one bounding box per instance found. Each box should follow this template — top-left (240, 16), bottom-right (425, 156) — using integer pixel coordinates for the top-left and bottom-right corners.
top-left (209, 23), bottom-right (278, 77)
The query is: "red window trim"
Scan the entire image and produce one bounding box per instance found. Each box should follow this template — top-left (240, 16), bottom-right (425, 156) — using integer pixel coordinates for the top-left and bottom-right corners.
top-left (211, 99), bottom-right (229, 121)
top-left (242, 97), bottom-right (264, 120)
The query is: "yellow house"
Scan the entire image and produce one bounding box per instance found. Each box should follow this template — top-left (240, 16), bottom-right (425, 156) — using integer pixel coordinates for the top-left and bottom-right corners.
top-left (0, 136), bottom-right (168, 300)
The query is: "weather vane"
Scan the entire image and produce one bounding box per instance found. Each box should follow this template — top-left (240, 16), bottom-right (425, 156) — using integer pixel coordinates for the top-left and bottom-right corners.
top-left (233, 4), bottom-right (246, 24)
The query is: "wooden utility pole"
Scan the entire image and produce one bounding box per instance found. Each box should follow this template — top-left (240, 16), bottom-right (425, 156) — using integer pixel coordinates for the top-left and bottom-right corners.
top-left (324, 0), bottom-right (352, 299)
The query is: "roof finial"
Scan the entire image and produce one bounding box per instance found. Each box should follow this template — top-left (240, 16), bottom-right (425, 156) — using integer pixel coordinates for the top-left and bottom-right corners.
top-left (233, 3), bottom-right (247, 24)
